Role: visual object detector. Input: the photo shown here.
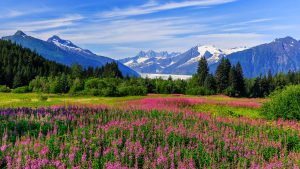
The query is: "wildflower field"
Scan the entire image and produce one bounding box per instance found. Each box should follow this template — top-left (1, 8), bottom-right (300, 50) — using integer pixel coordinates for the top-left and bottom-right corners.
top-left (0, 94), bottom-right (299, 168)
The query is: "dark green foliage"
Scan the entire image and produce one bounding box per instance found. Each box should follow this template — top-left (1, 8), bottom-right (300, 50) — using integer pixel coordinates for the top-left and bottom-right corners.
top-left (0, 40), bottom-right (70, 88)
top-left (215, 58), bottom-right (231, 93)
top-left (29, 76), bottom-right (51, 93)
top-left (12, 86), bottom-right (31, 93)
top-left (70, 64), bottom-right (83, 79)
top-left (69, 78), bottom-right (84, 94)
top-left (227, 62), bottom-right (246, 97)
top-left (197, 57), bottom-right (209, 86)
top-left (204, 74), bottom-right (216, 92)
top-left (0, 85), bottom-right (11, 92)
top-left (118, 86), bottom-right (147, 96)
top-left (262, 85), bottom-right (300, 120)
top-left (186, 86), bottom-right (213, 95)
top-left (38, 95), bottom-right (48, 101)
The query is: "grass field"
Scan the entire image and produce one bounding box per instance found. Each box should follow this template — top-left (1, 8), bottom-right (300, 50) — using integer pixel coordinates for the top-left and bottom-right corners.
top-left (0, 93), bottom-right (146, 108)
top-left (0, 92), bottom-right (264, 119)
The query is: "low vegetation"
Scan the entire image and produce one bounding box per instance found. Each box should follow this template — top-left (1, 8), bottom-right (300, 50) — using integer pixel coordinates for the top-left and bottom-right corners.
top-left (262, 85), bottom-right (300, 121)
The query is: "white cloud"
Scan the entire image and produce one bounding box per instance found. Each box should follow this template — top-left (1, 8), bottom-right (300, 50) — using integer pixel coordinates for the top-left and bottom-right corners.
top-left (224, 18), bottom-right (274, 27)
top-left (0, 8), bottom-right (51, 19)
top-left (53, 16), bottom-right (210, 44)
top-left (1, 15), bottom-right (84, 35)
top-left (98, 0), bottom-right (237, 18)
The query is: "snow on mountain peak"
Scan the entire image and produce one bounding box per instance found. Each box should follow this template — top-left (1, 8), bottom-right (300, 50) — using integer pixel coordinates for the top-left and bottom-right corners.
top-left (223, 46), bottom-right (248, 55)
top-left (14, 30), bottom-right (27, 37)
top-left (47, 35), bottom-right (93, 54)
top-left (181, 45), bottom-right (247, 68)
top-left (197, 45), bottom-right (223, 57)
top-left (182, 45), bottom-right (224, 66)
top-left (48, 35), bottom-right (76, 47)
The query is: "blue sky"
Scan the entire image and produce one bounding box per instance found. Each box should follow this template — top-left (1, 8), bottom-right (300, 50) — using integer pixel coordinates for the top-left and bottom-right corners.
top-left (0, 0), bottom-right (300, 59)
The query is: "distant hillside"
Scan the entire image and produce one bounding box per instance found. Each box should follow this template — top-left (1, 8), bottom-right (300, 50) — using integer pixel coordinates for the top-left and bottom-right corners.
top-left (2, 31), bottom-right (139, 77)
top-left (210, 37), bottom-right (300, 77)
top-left (0, 40), bottom-right (70, 87)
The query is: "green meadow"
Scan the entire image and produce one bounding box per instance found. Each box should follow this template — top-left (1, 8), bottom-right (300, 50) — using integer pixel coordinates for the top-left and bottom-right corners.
top-left (0, 92), bottom-right (263, 119)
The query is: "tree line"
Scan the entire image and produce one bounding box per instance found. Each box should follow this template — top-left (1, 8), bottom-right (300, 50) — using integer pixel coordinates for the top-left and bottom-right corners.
top-left (190, 57), bottom-right (300, 97)
top-left (0, 40), bottom-right (123, 88)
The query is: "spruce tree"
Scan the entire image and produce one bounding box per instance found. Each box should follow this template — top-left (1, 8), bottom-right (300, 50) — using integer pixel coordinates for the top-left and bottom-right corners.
top-left (235, 62), bottom-right (246, 96)
top-left (215, 58), bottom-right (231, 93)
top-left (204, 74), bottom-right (216, 93)
top-left (251, 77), bottom-right (261, 98)
top-left (228, 65), bottom-right (238, 96)
top-left (71, 64), bottom-right (83, 79)
top-left (197, 57), bottom-right (209, 86)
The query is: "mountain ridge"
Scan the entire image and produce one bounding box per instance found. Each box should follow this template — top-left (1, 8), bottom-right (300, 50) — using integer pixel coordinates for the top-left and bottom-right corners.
top-left (212, 36), bottom-right (300, 77)
top-left (120, 45), bottom-right (247, 75)
top-left (2, 31), bottom-right (139, 77)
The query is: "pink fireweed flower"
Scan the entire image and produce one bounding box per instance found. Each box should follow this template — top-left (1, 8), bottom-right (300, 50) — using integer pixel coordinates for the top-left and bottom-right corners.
top-left (81, 152), bottom-right (87, 163)
top-left (0, 144), bottom-right (8, 152)
top-left (40, 146), bottom-right (49, 156)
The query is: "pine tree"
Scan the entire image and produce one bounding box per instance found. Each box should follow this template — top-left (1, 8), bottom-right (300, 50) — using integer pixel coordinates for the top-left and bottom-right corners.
top-left (251, 77), bottom-right (262, 98)
top-left (197, 57), bottom-right (209, 86)
top-left (71, 64), bottom-right (83, 79)
top-left (215, 58), bottom-right (231, 93)
top-left (228, 65), bottom-right (238, 96)
top-left (235, 62), bottom-right (246, 96)
top-left (204, 74), bottom-right (216, 93)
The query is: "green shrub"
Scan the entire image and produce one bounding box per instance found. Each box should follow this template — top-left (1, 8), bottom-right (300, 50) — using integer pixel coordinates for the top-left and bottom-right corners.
top-left (262, 85), bottom-right (300, 120)
top-left (86, 89), bottom-right (101, 96)
top-left (224, 87), bottom-right (241, 97)
top-left (186, 87), bottom-right (213, 95)
top-left (118, 86), bottom-right (147, 96)
top-left (38, 95), bottom-right (48, 101)
top-left (0, 85), bottom-right (11, 93)
top-left (69, 78), bottom-right (84, 94)
top-left (12, 86), bottom-right (31, 93)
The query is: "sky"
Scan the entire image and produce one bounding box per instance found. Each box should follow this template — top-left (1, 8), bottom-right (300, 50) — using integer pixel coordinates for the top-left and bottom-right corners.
top-left (0, 0), bottom-right (300, 59)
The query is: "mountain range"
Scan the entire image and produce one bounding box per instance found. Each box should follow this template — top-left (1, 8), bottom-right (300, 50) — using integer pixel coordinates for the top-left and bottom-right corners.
top-left (120, 45), bottom-right (247, 75)
top-left (120, 37), bottom-right (300, 78)
top-left (2, 31), bottom-right (300, 78)
top-left (119, 50), bottom-right (181, 73)
top-left (2, 31), bottom-right (139, 77)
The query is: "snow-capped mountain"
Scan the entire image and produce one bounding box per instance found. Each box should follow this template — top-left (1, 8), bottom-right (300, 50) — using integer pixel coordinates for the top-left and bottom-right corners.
top-left (162, 45), bottom-right (247, 75)
top-left (47, 35), bottom-right (94, 55)
top-left (120, 45), bottom-right (247, 75)
top-left (2, 31), bottom-right (139, 77)
top-left (119, 50), bottom-right (180, 73)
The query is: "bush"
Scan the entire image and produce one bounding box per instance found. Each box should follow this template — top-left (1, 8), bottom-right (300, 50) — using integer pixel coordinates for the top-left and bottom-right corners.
top-left (224, 87), bottom-right (240, 97)
top-left (118, 86), bottom-right (147, 96)
top-left (262, 85), bottom-right (300, 120)
top-left (0, 85), bottom-right (11, 92)
top-left (38, 95), bottom-right (48, 101)
top-left (69, 78), bottom-right (84, 94)
top-left (29, 76), bottom-right (50, 93)
top-left (86, 89), bottom-right (101, 96)
top-left (186, 87), bottom-right (213, 95)
top-left (12, 86), bottom-right (31, 93)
